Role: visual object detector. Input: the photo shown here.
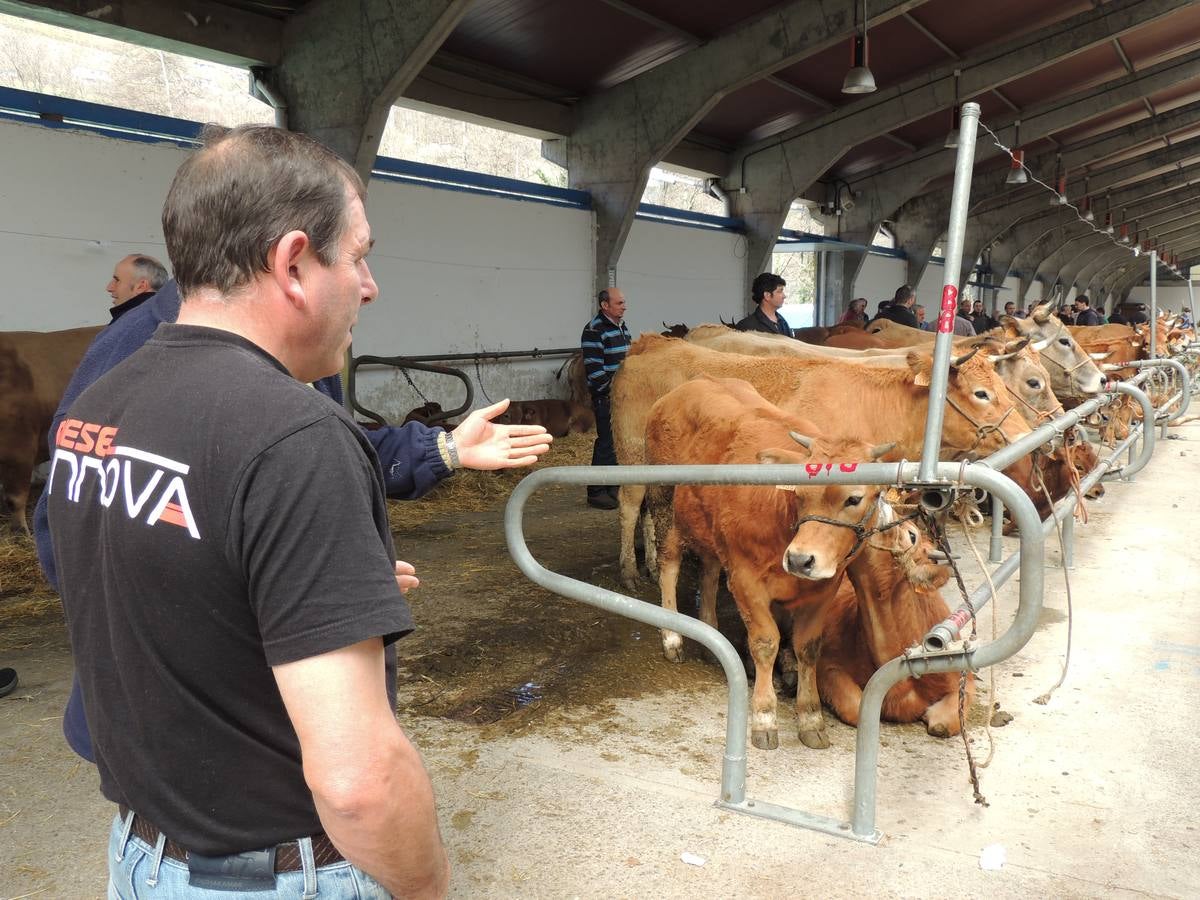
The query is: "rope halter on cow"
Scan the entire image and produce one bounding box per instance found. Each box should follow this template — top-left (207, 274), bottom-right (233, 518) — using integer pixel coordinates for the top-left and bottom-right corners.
top-left (943, 394), bottom-right (1018, 457)
top-left (988, 337), bottom-right (1066, 427)
top-left (782, 433), bottom-right (916, 562)
top-left (791, 493), bottom-right (920, 563)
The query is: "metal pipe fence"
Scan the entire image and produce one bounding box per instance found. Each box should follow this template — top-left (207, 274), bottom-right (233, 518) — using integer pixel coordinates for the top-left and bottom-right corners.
top-left (501, 101), bottom-right (1184, 844)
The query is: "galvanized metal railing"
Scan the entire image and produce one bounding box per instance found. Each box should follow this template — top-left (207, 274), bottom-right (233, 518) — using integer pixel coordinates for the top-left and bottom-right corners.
top-left (502, 102), bottom-right (1177, 842)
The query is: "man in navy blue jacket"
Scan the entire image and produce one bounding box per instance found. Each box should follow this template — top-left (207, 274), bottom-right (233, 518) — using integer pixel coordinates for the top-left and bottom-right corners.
top-left (36, 279), bottom-right (550, 761)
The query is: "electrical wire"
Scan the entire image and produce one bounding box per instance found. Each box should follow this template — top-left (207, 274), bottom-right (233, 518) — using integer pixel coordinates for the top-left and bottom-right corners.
top-left (976, 119), bottom-right (1189, 282)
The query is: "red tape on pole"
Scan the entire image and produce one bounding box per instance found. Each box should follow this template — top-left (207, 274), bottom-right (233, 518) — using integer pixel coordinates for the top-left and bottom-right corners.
top-left (937, 284), bottom-right (959, 333)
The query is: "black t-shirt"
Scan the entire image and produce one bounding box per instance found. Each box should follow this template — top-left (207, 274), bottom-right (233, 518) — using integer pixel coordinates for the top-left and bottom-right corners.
top-left (47, 324), bottom-right (413, 855)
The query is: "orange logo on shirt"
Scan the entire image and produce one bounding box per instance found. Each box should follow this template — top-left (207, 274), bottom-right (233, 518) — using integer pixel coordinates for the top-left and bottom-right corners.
top-left (56, 419), bottom-right (119, 457)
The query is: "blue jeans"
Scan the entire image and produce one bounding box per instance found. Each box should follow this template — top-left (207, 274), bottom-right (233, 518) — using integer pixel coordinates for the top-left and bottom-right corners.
top-left (106, 812), bottom-right (391, 899)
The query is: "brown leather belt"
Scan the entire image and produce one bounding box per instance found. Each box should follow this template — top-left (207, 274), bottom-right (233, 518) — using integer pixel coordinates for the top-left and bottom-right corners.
top-left (118, 805), bottom-right (345, 872)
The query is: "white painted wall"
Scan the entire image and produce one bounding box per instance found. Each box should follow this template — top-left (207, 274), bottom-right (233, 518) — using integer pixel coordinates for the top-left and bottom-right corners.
top-left (1, 117), bottom-right (746, 422)
top-left (1129, 284), bottom-right (1196, 314)
top-left (852, 253), bottom-right (908, 319)
top-left (0, 120), bottom-right (179, 330)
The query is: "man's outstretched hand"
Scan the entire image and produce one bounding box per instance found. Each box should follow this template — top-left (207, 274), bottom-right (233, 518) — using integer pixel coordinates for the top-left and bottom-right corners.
top-left (451, 399), bottom-right (552, 470)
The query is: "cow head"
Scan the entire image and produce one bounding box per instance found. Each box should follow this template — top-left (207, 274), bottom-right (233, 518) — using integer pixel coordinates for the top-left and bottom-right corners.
top-left (757, 437), bottom-right (896, 581)
top-left (870, 516), bottom-right (951, 592)
top-left (1004, 306), bottom-right (1104, 397)
top-left (906, 348), bottom-right (1033, 458)
top-left (982, 336), bottom-right (1064, 426)
top-left (907, 347), bottom-right (1040, 503)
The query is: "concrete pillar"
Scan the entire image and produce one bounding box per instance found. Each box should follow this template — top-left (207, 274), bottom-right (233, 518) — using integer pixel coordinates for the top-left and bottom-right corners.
top-left (269, 0), bottom-right (472, 181)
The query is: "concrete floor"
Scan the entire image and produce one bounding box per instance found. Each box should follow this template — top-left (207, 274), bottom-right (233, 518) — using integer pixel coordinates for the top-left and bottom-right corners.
top-left (3, 421), bottom-right (1199, 899)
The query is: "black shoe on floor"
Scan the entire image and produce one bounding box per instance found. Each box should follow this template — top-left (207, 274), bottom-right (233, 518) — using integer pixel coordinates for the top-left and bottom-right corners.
top-left (587, 493), bottom-right (619, 510)
top-left (0, 668), bottom-right (18, 699)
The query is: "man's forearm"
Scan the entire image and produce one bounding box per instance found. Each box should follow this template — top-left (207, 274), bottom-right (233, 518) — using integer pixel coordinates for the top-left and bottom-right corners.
top-left (312, 731), bottom-right (450, 898)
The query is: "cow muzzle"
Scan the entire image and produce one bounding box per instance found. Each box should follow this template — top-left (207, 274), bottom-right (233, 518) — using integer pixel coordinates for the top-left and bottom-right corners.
top-left (784, 547), bottom-right (837, 580)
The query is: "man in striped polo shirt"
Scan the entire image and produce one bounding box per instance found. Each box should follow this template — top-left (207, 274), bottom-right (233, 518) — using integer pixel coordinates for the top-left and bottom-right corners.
top-left (580, 287), bottom-right (631, 509)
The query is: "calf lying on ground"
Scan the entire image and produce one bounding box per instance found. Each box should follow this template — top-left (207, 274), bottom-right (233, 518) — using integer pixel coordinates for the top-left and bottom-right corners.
top-left (496, 399), bottom-right (594, 436)
top-left (819, 516), bottom-right (974, 737)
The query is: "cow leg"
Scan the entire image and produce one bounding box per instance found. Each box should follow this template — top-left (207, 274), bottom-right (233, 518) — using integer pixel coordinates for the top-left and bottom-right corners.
top-left (789, 608), bottom-right (830, 749)
top-left (697, 554), bottom-right (721, 629)
top-left (818, 663), bottom-right (863, 727)
top-left (921, 673), bottom-right (973, 738)
top-left (729, 572), bottom-right (780, 750)
top-left (0, 439), bottom-right (36, 534)
top-left (655, 521), bottom-right (686, 663)
top-left (618, 484), bottom-right (646, 589)
top-left (641, 513), bottom-right (658, 578)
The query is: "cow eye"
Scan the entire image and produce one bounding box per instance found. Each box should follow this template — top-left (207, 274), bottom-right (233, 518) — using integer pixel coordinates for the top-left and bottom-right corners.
top-left (908, 530), bottom-right (918, 545)
top-left (973, 389), bottom-right (989, 400)
top-left (1026, 378), bottom-right (1041, 389)
top-left (844, 495), bottom-right (863, 507)
top-left (1059, 338), bottom-right (1071, 347)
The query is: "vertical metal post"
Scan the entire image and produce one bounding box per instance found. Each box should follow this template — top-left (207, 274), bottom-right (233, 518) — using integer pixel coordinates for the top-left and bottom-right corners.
top-left (1187, 273), bottom-right (1195, 313)
top-left (1149, 251), bottom-right (1157, 359)
top-left (920, 101), bottom-right (982, 481)
top-left (1061, 510), bottom-right (1075, 569)
top-left (989, 494), bottom-right (1004, 563)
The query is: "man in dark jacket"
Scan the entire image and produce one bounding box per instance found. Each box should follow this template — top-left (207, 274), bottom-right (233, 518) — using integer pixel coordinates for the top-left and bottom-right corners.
top-left (735, 273), bottom-right (792, 337)
top-left (105, 254), bottom-right (169, 321)
top-left (1073, 294), bottom-right (1103, 326)
top-left (873, 284), bottom-right (919, 329)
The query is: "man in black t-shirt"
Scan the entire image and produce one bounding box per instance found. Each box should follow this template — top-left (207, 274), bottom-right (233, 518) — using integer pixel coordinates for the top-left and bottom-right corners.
top-left (47, 126), bottom-right (455, 897)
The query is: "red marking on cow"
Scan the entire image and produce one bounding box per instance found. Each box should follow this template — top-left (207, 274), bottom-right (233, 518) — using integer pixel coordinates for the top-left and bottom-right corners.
top-left (804, 462), bottom-right (859, 478)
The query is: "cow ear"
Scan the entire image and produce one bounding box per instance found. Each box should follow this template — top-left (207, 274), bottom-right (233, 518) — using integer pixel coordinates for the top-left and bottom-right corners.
top-left (759, 446), bottom-right (809, 490)
top-left (907, 351), bottom-right (933, 387)
top-left (758, 446), bottom-right (811, 465)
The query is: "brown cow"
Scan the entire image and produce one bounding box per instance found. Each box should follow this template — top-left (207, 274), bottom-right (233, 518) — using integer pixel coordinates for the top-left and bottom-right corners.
top-left (612, 334), bottom-right (1035, 589)
top-left (872, 305), bottom-right (1106, 400)
top-left (0, 326), bottom-right (103, 531)
top-left (499, 399), bottom-right (594, 436)
top-left (820, 516), bottom-right (974, 737)
top-left (558, 352), bottom-right (590, 410)
top-left (645, 376), bottom-right (895, 749)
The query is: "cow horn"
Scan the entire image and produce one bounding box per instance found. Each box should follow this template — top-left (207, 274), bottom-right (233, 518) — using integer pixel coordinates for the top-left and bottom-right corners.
top-left (951, 346), bottom-right (981, 367)
top-left (1031, 336), bottom-right (1053, 351)
top-left (1090, 351), bottom-right (1113, 360)
top-left (1101, 363), bottom-right (1123, 372)
top-left (868, 441), bottom-right (897, 460)
top-left (788, 431), bottom-right (815, 450)
top-left (1032, 303), bottom-right (1053, 324)
top-left (927, 550), bottom-right (959, 561)
top-left (986, 351), bottom-right (1018, 362)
